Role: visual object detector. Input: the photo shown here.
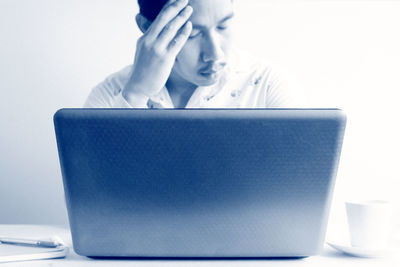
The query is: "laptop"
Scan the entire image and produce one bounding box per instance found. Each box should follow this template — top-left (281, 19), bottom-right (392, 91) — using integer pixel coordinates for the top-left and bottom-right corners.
top-left (54, 108), bottom-right (346, 258)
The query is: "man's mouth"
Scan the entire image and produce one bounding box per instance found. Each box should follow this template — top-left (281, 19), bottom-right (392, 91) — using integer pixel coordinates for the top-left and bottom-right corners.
top-left (199, 63), bottom-right (226, 76)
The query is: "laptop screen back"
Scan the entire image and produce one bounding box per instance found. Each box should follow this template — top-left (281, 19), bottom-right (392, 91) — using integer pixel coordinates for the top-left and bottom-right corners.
top-left (54, 108), bottom-right (346, 257)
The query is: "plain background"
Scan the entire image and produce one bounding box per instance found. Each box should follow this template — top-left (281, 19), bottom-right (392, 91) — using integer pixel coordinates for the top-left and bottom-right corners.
top-left (1, 0), bottom-right (399, 241)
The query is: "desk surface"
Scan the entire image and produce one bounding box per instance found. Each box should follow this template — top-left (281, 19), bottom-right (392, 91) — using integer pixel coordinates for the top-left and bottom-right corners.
top-left (0, 225), bottom-right (399, 267)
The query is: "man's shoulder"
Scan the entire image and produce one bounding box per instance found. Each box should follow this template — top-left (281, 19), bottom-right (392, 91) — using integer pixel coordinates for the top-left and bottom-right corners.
top-left (228, 48), bottom-right (309, 108)
top-left (229, 48), bottom-right (276, 85)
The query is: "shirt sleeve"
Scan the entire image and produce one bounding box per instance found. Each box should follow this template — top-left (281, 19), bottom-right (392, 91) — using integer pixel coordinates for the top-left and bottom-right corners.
top-left (83, 65), bottom-right (150, 108)
top-left (83, 82), bottom-right (116, 108)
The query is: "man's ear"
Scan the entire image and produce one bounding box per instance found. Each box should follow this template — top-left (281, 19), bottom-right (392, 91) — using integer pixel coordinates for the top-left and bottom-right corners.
top-left (136, 13), bottom-right (152, 33)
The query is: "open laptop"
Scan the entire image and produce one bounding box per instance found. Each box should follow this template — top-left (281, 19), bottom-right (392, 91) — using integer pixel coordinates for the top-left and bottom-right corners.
top-left (54, 108), bottom-right (346, 258)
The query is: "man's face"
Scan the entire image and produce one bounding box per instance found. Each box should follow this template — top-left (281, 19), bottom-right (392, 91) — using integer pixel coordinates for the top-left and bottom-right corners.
top-left (172, 0), bottom-right (235, 87)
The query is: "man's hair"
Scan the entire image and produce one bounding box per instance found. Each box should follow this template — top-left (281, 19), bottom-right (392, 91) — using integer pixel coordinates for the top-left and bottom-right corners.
top-left (138, 0), bottom-right (169, 22)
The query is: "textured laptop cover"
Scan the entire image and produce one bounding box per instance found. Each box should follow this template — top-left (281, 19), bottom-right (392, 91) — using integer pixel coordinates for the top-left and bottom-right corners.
top-left (54, 109), bottom-right (346, 257)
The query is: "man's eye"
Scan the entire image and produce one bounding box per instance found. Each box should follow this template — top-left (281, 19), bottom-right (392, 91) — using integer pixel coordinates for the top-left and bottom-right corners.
top-left (217, 24), bottom-right (229, 30)
top-left (189, 29), bottom-right (201, 39)
top-left (217, 21), bottom-right (233, 31)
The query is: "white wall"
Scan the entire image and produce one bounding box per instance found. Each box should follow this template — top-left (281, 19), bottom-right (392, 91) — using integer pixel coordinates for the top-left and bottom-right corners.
top-left (1, 0), bottom-right (399, 239)
top-left (0, 0), bottom-right (140, 224)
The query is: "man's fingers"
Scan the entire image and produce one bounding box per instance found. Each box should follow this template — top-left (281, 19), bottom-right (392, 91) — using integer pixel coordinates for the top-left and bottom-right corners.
top-left (157, 5), bottom-right (192, 49)
top-left (146, 0), bottom-right (189, 40)
top-left (160, 0), bottom-right (181, 13)
top-left (168, 21), bottom-right (192, 54)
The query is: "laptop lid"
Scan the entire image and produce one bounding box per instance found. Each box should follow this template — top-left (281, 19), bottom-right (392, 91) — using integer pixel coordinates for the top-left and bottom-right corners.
top-left (54, 108), bottom-right (346, 257)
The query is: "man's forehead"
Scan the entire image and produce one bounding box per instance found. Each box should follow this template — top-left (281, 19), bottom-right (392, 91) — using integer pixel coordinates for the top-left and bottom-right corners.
top-left (189, 0), bottom-right (234, 28)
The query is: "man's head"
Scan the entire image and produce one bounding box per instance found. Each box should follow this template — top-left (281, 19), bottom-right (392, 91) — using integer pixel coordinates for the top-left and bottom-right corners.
top-left (137, 0), bottom-right (168, 22)
top-left (137, 0), bottom-right (235, 87)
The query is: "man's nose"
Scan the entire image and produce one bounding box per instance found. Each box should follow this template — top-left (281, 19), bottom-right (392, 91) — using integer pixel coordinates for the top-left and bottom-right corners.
top-left (201, 32), bottom-right (224, 63)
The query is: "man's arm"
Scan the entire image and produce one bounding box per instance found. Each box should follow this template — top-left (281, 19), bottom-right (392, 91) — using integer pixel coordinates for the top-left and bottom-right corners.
top-left (85, 0), bottom-right (193, 108)
top-left (122, 0), bottom-right (192, 105)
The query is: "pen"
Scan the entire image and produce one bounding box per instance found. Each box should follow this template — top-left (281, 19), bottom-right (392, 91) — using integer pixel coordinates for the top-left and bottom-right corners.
top-left (0, 237), bottom-right (59, 248)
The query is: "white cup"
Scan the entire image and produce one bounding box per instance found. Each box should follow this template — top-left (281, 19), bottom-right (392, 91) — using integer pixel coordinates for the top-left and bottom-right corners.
top-left (346, 200), bottom-right (391, 249)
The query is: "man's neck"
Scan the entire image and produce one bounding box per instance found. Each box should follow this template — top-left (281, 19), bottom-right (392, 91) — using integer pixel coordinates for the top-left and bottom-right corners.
top-left (166, 71), bottom-right (198, 108)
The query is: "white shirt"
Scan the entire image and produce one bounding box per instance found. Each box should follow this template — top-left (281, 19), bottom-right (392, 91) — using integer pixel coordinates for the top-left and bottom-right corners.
top-left (84, 50), bottom-right (307, 108)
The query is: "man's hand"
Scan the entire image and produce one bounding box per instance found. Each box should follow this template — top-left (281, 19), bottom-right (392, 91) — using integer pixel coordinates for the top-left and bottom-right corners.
top-left (123, 0), bottom-right (193, 102)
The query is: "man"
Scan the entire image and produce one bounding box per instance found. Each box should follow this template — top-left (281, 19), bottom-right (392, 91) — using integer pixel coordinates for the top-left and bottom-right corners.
top-left (85, 0), bottom-right (306, 108)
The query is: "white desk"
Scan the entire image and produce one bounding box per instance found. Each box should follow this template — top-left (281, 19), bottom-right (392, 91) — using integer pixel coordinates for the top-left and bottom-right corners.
top-left (1, 225), bottom-right (399, 266)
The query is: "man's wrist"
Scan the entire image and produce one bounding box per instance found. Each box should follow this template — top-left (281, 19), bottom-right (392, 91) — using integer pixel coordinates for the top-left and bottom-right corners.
top-left (121, 86), bottom-right (149, 108)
